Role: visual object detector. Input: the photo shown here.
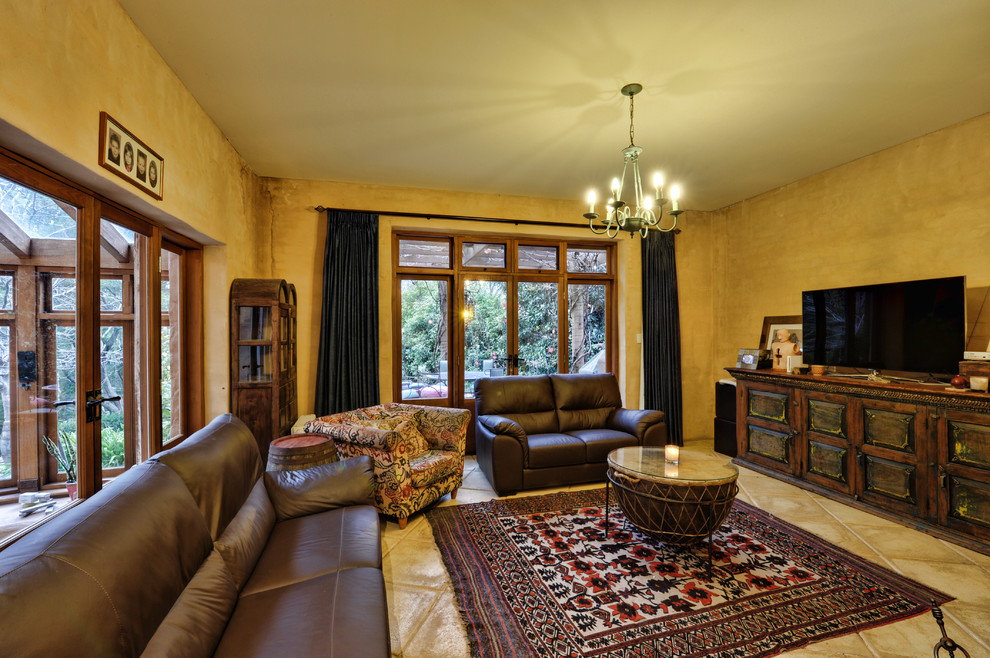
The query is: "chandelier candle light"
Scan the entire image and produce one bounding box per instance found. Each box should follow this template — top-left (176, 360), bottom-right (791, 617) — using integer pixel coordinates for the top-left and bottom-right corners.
top-left (584, 83), bottom-right (684, 238)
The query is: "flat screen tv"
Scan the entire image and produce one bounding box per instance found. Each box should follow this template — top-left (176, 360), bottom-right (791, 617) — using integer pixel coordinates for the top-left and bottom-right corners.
top-left (801, 276), bottom-right (966, 376)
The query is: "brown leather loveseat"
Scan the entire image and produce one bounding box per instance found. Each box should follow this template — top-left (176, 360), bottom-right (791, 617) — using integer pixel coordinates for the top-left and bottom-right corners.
top-left (0, 414), bottom-right (390, 657)
top-left (474, 373), bottom-right (667, 495)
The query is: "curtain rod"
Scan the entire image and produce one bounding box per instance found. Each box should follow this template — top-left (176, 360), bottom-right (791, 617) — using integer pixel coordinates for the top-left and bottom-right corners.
top-left (315, 206), bottom-right (587, 230)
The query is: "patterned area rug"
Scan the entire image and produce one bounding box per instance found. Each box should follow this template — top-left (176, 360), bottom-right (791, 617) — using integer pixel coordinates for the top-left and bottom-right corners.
top-left (426, 489), bottom-right (950, 657)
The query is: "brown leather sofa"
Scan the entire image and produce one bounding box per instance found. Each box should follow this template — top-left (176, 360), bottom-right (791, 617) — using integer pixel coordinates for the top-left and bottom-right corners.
top-left (475, 373), bottom-right (667, 495)
top-left (0, 414), bottom-right (390, 657)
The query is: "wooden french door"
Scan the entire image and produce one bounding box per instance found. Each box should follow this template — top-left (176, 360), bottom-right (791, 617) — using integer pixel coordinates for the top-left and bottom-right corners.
top-left (0, 149), bottom-right (175, 501)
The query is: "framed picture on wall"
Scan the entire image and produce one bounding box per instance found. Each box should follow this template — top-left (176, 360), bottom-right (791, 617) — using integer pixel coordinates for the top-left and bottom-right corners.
top-left (98, 112), bottom-right (164, 200)
top-left (761, 315), bottom-right (802, 369)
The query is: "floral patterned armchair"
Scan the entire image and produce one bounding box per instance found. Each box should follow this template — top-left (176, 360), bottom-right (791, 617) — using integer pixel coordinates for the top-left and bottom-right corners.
top-left (303, 403), bottom-right (469, 528)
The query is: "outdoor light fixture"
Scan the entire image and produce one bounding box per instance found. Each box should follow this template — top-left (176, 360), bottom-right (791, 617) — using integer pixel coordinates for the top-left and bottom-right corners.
top-left (584, 84), bottom-right (684, 238)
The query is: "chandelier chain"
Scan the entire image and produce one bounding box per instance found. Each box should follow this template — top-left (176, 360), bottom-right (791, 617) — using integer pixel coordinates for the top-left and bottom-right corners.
top-left (629, 93), bottom-right (635, 146)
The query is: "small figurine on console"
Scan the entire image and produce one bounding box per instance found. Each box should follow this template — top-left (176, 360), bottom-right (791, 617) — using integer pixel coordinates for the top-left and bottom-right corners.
top-left (771, 327), bottom-right (802, 370)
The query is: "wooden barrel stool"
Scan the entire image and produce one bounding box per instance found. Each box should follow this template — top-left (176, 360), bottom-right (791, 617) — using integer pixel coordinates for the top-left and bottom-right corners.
top-left (266, 433), bottom-right (338, 472)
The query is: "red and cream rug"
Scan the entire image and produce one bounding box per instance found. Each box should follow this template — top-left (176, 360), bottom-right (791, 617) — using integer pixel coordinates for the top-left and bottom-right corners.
top-left (426, 489), bottom-right (950, 657)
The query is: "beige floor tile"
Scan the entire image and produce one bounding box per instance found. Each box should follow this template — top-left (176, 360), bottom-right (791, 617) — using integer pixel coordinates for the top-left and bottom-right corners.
top-left (445, 487), bottom-right (499, 505)
top-left (814, 498), bottom-right (901, 527)
top-left (859, 608), bottom-right (977, 658)
top-left (736, 474), bottom-right (809, 498)
top-left (460, 468), bottom-right (495, 491)
top-left (400, 590), bottom-right (472, 658)
top-left (940, 602), bottom-right (990, 651)
top-left (847, 524), bottom-right (973, 564)
top-left (383, 537), bottom-right (452, 589)
top-left (943, 541), bottom-right (990, 570)
top-left (785, 519), bottom-right (883, 562)
top-left (734, 490), bottom-right (755, 506)
top-left (749, 493), bottom-right (829, 521)
top-left (886, 558), bottom-right (990, 607)
top-left (386, 583), bottom-right (443, 654)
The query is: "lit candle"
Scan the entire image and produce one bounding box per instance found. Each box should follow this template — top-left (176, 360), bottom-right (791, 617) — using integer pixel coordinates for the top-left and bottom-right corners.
top-left (587, 189), bottom-right (596, 214)
top-left (664, 444), bottom-right (679, 463)
top-left (653, 172), bottom-right (663, 195)
top-left (611, 177), bottom-right (621, 198)
top-left (670, 185), bottom-right (681, 211)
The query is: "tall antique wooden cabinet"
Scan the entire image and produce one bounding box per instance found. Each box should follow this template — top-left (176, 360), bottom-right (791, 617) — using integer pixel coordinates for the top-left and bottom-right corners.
top-left (729, 368), bottom-right (990, 555)
top-left (229, 279), bottom-right (298, 462)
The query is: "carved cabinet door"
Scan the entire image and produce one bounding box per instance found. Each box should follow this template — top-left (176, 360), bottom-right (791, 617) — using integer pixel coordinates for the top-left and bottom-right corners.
top-left (802, 391), bottom-right (855, 496)
top-left (737, 381), bottom-right (800, 477)
top-left (936, 409), bottom-right (990, 543)
top-left (856, 398), bottom-right (930, 519)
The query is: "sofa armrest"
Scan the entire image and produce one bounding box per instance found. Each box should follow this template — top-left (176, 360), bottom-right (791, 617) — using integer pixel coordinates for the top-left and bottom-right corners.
top-left (264, 455), bottom-right (376, 521)
top-left (608, 408), bottom-right (666, 442)
top-left (477, 414), bottom-right (527, 442)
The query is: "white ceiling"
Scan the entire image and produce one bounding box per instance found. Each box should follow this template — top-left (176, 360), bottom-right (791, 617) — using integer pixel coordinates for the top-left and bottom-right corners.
top-left (117, 0), bottom-right (990, 212)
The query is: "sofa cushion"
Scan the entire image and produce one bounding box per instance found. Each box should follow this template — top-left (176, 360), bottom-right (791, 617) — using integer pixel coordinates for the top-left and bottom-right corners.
top-left (475, 375), bottom-right (559, 434)
top-left (568, 428), bottom-right (639, 462)
top-left (240, 505), bottom-right (382, 597)
top-left (0, 461), bottom-right (213, 656)
top-left (215, 568), bottom-right (390, 657)
top-left (527, 433), bottom-right (586, 468)
top-left (215, 479), bottom-right (276, 590)
top-left (264, 456), bottom-right (375, 522)
top-left (154, 413), bottom-right (263, 540)
top-left (550, 373), bottom-right (623, 432)
top-left (409, 450), bottom-right (461, 487)
top-left (141, 549), bottom-right (239, 657)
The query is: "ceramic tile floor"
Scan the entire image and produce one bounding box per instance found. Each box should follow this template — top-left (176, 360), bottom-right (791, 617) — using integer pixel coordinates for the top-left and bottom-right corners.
top-left (382, 439), bottom-right (990, 657)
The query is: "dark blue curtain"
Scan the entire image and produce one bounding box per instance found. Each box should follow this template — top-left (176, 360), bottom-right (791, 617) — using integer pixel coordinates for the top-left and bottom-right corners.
top-left (641, 230), bottom-right (683, 445)
top-left (314, 210), bottom-right (380, 416)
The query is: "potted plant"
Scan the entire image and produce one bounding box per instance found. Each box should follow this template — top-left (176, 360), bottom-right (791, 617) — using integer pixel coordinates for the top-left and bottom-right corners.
top-left (43, 430), bottom-right (77, 500)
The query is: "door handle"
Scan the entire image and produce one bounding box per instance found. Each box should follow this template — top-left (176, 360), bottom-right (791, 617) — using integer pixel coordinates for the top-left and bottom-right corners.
top-left (86, 390), bottom-right (122, 423)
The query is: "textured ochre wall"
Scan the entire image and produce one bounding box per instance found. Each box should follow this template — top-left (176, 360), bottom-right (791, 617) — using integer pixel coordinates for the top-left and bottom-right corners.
top-left (0, 0), bottom-right (266, 418)
top-left (679, 112), bottom-right (990, 440)
top-left (260, 178), bottom-right (655, 417)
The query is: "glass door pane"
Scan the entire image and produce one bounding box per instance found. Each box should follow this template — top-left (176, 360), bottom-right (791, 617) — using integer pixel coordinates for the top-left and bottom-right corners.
top-left (464, 279), bottom-right (507, 396)
top-left (568, 283), bottom-right (607, 373)
top-left (399, 278), bottom-right (449, 401)
top-left (0, 174), bottom-right (79, 497)
top-left (518, 281), bottom-right (558, 376)
top-left (99, 219), bottom-right (139, 474)
top-left (161, 247), bottom-right (181, 442)
top-left (0, 275), bottom-right (12, 487)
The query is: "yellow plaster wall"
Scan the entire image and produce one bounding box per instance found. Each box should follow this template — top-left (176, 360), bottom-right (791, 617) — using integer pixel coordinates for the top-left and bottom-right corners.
top-left (0, 0), bottom-right (267, 417)
top-left (260, 178), bottom-right (651, 417)
top-left (678, 112), bottom-right (990, 441)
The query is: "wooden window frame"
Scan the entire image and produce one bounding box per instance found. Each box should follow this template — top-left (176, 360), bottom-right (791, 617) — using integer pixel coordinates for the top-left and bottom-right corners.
top-left (392, 230), bottom-right (617, 404)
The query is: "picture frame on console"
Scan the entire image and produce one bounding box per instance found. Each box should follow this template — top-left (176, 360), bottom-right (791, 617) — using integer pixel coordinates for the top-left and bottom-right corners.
top-left (761, 315), bottom-right (802, 370)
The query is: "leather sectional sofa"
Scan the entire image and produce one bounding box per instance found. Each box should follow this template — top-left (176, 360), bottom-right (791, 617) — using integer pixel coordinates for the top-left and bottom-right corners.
top-left (475, 373), bottom-right (667, 495)
top-left (0, 414), bottom-right (390, 657)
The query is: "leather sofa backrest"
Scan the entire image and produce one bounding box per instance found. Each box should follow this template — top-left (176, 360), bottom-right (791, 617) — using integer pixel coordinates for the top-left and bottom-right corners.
top-left (0, 460), bottom-right (214, 656)
top-left (153, 413), bottom-right (263, 540)
top-left (550, 373), bottom-right (623, 432)
top-left (474, 375), bottom-right (559, 434)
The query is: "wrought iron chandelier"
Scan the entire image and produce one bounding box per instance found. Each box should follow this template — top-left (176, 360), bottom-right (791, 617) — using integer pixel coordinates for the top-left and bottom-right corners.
top-left (584, 83), bottom-right (683, 238)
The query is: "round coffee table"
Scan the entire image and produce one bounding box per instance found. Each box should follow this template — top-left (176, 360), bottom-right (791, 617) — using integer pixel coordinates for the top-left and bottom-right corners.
top-left (605, 446), bottom-right (739, 576)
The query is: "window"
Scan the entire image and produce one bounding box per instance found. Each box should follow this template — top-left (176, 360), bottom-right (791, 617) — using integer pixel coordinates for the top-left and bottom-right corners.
top-left (393, 232), bottom-right (614, 408)
top-left (0, 147), bottom-right (203, 506)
